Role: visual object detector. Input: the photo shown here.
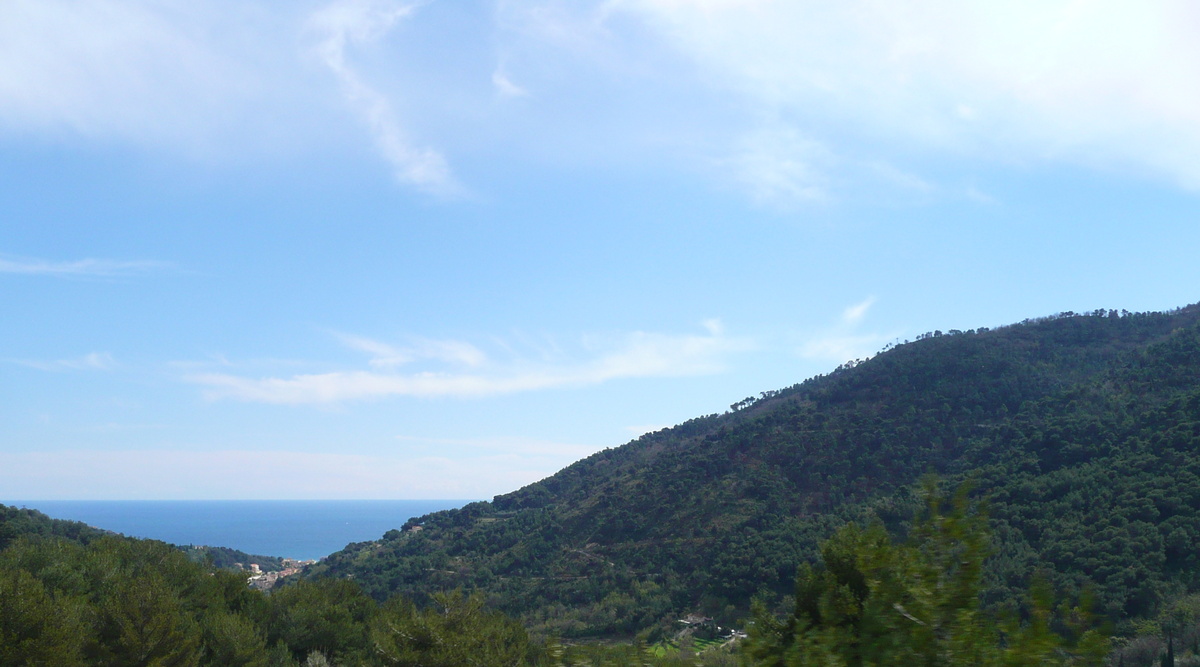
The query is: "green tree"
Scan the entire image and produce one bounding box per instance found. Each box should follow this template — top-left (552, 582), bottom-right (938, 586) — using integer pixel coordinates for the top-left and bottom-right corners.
top-left (744, 480), bottom-right (1109, 666)
top-left (259, 578), bottom-right (374, 664)
top-left (370, 589), bottom-right (530, 666)
top-left (200, 611), bottom-right (270, 667)
top-left (93, 571), bottom-right (202, 667)
top-left (0, 568), bottom-right (86, 666)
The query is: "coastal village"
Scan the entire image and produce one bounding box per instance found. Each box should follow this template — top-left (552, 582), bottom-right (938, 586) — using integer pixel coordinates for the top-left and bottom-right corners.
top-left (240, 558), bottom-right (316, 591)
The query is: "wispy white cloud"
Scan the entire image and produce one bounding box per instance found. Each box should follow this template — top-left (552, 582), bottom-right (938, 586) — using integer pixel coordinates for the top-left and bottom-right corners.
top-left (14, 0), bottom-right (1193, 204)
top-left (188, 322), bottom-right (748, 404)
top-left (965, 185), bottom-right (998, 205)
top-left (494, 1), bottom-right (615, 60)
top-left (526, 0), bottom-right (1200, 192)
top-left (395, 434), bottom-right (601, 459)
top-left (0, 0), bottom-right (293, 156)
top-left (0, 448), bottom-right (554, 499)
top-left (0, 254), bottom-right (168, 277)
top-left (86, 422), bottom-right (166, 433)
top-left (491, 68), bottom-right (528, 98)
top-left (337, 334), bottom-right (408, 366)
top-left (0, 0), bottom-right (458, 189)
top-left (11, 352), bottom-right (117, 372)
top-left (842, 296), bottom-right (875, 325)
top-left (306, 0), bottom-right (460, 195)
top-left (800, 333), bottom-right (892, 365)
top-left (700, 318), bottom-right (723, 336)
top-left (800, 297), bottom-right (895, 363)
top-left (724, 124), bottom-right (829, 205)
top-left (337, 333), bottom-right (487, 368)
top-left (167, 354), bottom-right (312, 372)
top-left (867, 161), bottom-right (935, 194)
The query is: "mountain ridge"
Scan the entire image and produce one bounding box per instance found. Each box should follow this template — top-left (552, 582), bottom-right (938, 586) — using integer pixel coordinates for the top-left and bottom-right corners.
top-left (309, 304), bottom-right (1200, 638)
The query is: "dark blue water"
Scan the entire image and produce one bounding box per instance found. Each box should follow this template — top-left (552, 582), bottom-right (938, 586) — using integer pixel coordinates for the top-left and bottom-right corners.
top-left (5, 500), bottom-right (474, 561)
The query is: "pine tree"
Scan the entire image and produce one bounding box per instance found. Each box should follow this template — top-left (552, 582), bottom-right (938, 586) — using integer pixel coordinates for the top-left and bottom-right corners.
top-left (743, 479), bottom-right (1110, 666)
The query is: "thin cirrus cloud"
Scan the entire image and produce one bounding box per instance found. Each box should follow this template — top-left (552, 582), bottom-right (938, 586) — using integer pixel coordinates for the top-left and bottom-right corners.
top-left (491, 68), bottom-right (528, 98)
top-left (841, 296), bottom-right (877, 326)
top-left (187, 323), bottom-right (747, 404)
top-left (10, 1), bottom-right (1197, 201)
top-left (799, 297), bottom-right (896, 364)
top-left (335, 333), bottom-right (488, 369)
top-left (515, 0), bottom-right (1200, 193)
top-left (10, 352), bottom-right (117, 372)
top-left (305, 0), bottom-right (460, 195)
top-left (394, 434), bottom-right (601, 460)
top-left (0, 254), bottom-right (168, 277)
top-left (0, 0), bottom-right (456, 190)
top-left (0, 448), bottom-right (556, 498)
top-left (0, 0), bottom-right (288, 155)
top-left (723, 123), bottom-right (830, 205)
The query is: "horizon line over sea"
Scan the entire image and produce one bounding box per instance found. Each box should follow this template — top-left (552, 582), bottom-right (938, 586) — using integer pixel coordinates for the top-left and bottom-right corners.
top-left (5, 499), bottom-right (478, 561)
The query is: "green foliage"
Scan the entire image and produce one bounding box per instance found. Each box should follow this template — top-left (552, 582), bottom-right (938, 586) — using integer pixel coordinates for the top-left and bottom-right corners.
top-left (0, 505), bottom-right (111, 551)
top-left (0, 504), bottom-right (746, 666)
top-left (546, 638), bottom-right (738, 666)
top-left (6, 304), bottom-right (1200, 657)
top-left (0, 568), bottom-right (85, 666)
top-left (93, 570), bottom-right (203, 666)
top-left (0, 526), bottom-right (550, 666)
top-left (259, 578), bottom-right (375, 664)
top-left (370, 589), bottom-right (530, 666)
top-left (310, 305), bottom-right (1200, 637)
top-left (743, 481), bottom-right (1109, 666)
top-left (200, 611), bottom-right (271, 667)
top-left (179, 545), bottom-right (286, 573)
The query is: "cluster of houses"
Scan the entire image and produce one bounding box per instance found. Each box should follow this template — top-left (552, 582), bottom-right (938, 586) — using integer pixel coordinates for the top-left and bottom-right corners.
top-left (240, 558), bottom-right (315, 591)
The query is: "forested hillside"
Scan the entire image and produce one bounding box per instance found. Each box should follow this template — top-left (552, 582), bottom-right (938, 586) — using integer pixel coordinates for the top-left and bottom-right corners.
top-left (0, 505), bottom-right (548, 665)
top-left (178, 544), bottom-right (287, 573)
top-left (0, 505), bottom-right (113, 550)
top-left (0, 504), bottom-right (287, 573)
top-left (1, 533), bottom-right (559, 665)
top-left (309, 305), bottom-right (1200, 639)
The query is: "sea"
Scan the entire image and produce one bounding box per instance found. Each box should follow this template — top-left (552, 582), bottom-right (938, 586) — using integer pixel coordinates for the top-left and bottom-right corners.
top-left (4, 500), bottom-right (475, 561)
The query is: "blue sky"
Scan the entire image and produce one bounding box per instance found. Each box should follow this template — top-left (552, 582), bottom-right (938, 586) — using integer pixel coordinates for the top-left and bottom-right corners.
top-left (4, 0), bottom-right (1200, 499)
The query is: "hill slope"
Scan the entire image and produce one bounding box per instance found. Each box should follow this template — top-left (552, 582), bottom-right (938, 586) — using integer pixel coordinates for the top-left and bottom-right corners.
top-left (309, 305), bottom-right (1200, 637)
top-left (0, 505), bottom-right (113, 550)
top-left (0, 504), bottom-right (287, 572)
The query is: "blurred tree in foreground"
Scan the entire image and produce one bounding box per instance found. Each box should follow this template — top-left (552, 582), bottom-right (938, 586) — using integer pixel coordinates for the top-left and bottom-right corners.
top-left (743, 480), bottom-right (1110, 666)
top-left (370, 589), bottom-right (530, 666)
